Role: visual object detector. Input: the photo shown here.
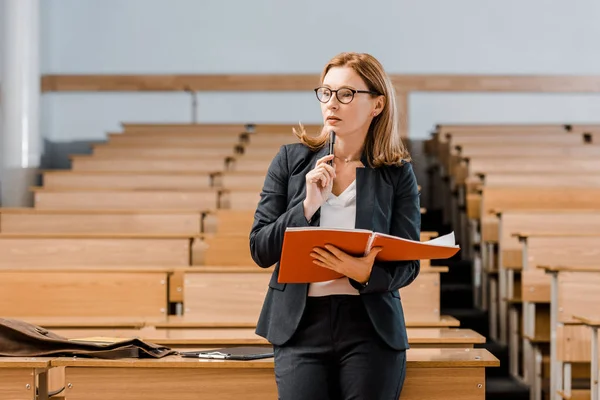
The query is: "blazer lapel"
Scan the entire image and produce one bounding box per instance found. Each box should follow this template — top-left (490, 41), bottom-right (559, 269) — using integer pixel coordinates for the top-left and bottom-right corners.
top-left (355, 162), bottom-right (375, 231)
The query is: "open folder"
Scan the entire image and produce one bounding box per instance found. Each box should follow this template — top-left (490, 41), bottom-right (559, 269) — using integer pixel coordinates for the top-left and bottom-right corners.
top-left (179, 346), bottom-right (274, 360)
top-left (278, 228), bottom-right (460, 283)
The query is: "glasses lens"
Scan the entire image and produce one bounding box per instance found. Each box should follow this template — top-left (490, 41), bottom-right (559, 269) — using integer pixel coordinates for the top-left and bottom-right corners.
top-left (337, 88), bottom-right (354, 104)
top-left (316, 88), bottom-right (331, 103)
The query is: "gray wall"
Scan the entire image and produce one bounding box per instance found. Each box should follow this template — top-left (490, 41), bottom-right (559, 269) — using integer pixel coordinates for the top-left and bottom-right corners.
top-left (32, 0), bottom-right (600, 171)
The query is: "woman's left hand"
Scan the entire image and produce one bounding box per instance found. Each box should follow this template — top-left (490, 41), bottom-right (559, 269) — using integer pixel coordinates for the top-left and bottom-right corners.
top-left (310, 245), bottom-right (383, 284)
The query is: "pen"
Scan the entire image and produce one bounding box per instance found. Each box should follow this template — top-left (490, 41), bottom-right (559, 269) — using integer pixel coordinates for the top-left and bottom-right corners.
top-left (328, 131), bottom-right (336, 166)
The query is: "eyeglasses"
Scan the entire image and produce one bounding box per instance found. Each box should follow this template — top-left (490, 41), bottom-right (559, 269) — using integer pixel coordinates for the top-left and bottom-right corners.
top-left (314, 87), bottom-right (380, 104)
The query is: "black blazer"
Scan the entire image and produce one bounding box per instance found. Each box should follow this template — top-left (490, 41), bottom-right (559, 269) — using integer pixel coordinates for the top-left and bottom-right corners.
top-left (249, 142), bottom-right (421, 351)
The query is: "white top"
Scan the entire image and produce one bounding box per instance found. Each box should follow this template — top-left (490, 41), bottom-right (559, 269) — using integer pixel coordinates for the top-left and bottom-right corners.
top-left (307, 180), bottom-right (360, 297)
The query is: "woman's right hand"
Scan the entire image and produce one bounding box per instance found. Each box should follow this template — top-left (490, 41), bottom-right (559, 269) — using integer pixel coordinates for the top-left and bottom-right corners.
top-left (303, 154), bottom-right (336, 221)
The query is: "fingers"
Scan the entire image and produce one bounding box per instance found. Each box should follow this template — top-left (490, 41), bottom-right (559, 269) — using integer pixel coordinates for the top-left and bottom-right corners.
top-left (316, 154), bottom-right (335, 167)
top-left (307, 164), bottom-right (335, 188)
top-left (365, 247), bottom-right (383, 261)
top-left (323, 244), bottom-right (349, 260)
top-left (310, 247), bottom-right (340, 268)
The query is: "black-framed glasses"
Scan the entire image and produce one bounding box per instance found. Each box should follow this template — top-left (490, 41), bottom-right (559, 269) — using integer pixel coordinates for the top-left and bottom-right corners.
top-left (314, 87), bottom-right (380, 104)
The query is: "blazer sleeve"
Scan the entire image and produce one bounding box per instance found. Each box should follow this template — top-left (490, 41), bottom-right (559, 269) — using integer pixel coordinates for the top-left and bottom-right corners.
top-left (350, 162), bottom-right (421, 293)
top-left (249, 145), bottom-right (313, 268)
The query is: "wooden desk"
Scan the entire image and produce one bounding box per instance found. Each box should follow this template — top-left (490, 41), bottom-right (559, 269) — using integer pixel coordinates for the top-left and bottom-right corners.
top-left (52, 348), bottom-right (498, 400)
top-left (0, 358), bottom-right (51, 400)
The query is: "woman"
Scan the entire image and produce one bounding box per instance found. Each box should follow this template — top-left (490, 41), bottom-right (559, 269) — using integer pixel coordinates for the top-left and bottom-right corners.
top-left (250, 52), bottom-right (421, 400)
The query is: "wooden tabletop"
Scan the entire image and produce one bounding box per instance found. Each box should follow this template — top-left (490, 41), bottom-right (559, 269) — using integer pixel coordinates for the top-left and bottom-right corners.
top-left (0, 232), bottom-right (204, 239)
top-left (16, 317), bottom-right (149, 329)
top-left (52, 327), bottom-right (485, 346)
top-left (51, 348), bottom-right (499, 369)
top-left (0, 358), bottom-right (52, 368)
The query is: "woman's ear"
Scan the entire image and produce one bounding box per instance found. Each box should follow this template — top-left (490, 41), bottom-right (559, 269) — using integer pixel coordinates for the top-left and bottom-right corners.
top-left (373, 96), bottom-right (385, 116)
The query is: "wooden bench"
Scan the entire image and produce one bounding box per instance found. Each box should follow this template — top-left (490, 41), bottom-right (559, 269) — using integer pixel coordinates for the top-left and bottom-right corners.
top-left (0, 209), bottom-right (204, 234)
top-left (481, 210), bottom-right (600, 344)
top-left (69, 155), bottom-right (230, 173)
top-left (32, 188), bottom-right (219, 210)
top-left (92, 143), bottom-right (240, 158)
top-left (107, 133), bottom-right (243, 146)
top-left (0, 233), bottom-right (201, 266)
top-left (513, 235), bottom-right (600, 393)
top-left (572, 314), bottom-right (600, 400)
top-left (42, 171), bottom-right (213, 190)
top-left (47, 348), bottom-right (498, 400)
top-left (466, 172), bottom-right (600, 195)
top-left (471, 188), bottom-right (600, 336)
top-left (211, 172), bottom-right (267, 190)
top-left (0, 267), bottom-right (170, 318)
top-left (540, 266), bottom-right (600, 400)
top-left (178, 266), bottom-right (454, 329)
top-left (0, 358), bottom-right (51, 400)
top-left (120, 123), bottom-right (321, 135)
top-left (455, 157), bottom-right (600, 191)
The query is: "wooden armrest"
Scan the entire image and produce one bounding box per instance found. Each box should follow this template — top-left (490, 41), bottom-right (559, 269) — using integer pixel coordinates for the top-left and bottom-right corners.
top-left (422, 266), bottom-right (449, 274)
top-left (523, 334), bottom-right (550, 344)
top-left (572, 315), bottom-right (600, 327)
top-left (513, 232), bottom-right (600, 239)
top-left (538, 265), bottom-right (600, 273)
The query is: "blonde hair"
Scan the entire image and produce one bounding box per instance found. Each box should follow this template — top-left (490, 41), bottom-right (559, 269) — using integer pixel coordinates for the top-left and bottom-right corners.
top-left (293, 52), bottom-right (411, 167)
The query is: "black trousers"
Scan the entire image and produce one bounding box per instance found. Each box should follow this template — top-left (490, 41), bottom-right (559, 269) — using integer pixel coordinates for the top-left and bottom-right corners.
top-left (273, 295), bottom-right (406, 400)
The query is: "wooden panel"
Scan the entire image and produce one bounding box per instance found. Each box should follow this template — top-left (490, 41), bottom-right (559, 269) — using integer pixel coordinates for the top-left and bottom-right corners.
top-left (470, 157), bottom-right (600, 177)
top-left (483, 172), bottom-right (600, 188)
top-left (0, 212), bottom-right (201, 234)
top-left (202, 210), bottom-right (255, 235)
top-left (246, 133), bottom-right (298, 146)
top-left (66, 367), bottom-right (277, 400)
top-left (213, 172), bottom-right (266, 190)
top-left (42, 74), bottom-right (319, 92)
top-left (558, 271), bottom-right (600, 323)
top-left (527, 236), bottom-right (600, 270)
top-left (0, 270), bottom-right (168, 317)
top-left (480, 216), bottom-right (498, 243)
top-left (108, 134), bottom-right (241, 146)
top-left (220, 191), bottom-right (261, 210)
top-left (93, 144), bottom-right (237, 158)
top-left (61, 366), bottom-right (488, 400)
top-left (0, 237), bottom-right (190, 267)
top-left (198, 235), bottom-right (256, 266)
top-left (401, 368), bottom-right (485, 400)
top-left (120, 123), bottom-right (321, 135)
top-left (122, 123), bottom-right (248, 134)
top-left (401, 272), bottom-right (440, 322)
top-left (34, 189), bottom-right (218, 210)
top-left (0, 369), bottom-right (36, 400)
top-left (521, 270), bottom-right (551, 303)
top-left (482, 187), bottom-right (600, 216)
top-left (460, 144), bottom-right (600, 158)
top-left (230, 158), bottom-right (272, 173)
top-left (70, 157), bottom-right (228, 173)
top-left (43, 171), bottom-right (212, 190)
top-left (557, 324), bottom-right (593, 363)
top-left (41, 74), bottom-right (600, 93)
top-left (183, 270), bottom-right (270, 324)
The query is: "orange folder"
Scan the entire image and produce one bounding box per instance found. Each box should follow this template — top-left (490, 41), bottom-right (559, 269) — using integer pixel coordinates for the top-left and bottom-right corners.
top-left (278, 228), bottom-right (460, 283)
